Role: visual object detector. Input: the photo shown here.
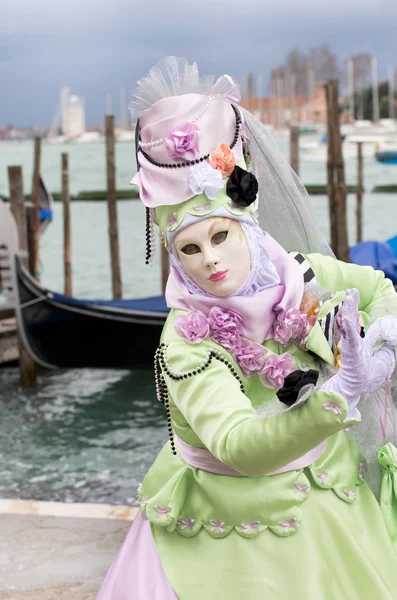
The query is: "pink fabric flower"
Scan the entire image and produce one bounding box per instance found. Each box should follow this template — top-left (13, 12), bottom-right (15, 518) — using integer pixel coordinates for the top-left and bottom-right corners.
top-left (175, 310), bottom-right (210, 344)
top-left (208, 307), bottom-right (243, 353)
top-left (178, 517), bottom-right (195, 530)
top-left (294, 482), bottom-right (309, 494)
top-left (241, 521), bottom-right (260, 531)
top-left (210, 520), bottom-right (225, 533)
top-left (322, 402), bottom-right (342, 416)
top-left (273, 307), bottom-right (305, 346)
top-left (259, 352), bottom-right (295, 388)
top-left (234, 338), bottom-right (266, 378)
top-left (208, 143), bottom-right (236, 178)
top-left (165, 122), bottom-right (200, 160)
top-left (154, 506), bottom-right (171, 517)
top-left (280, 518), bottom-right (298, 533)
top-left (344, 489), bottom-right (357, 499)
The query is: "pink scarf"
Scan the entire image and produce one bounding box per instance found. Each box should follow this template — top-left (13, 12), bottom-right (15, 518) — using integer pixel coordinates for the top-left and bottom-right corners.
top-left (165, 234), bottom-right (304, 344)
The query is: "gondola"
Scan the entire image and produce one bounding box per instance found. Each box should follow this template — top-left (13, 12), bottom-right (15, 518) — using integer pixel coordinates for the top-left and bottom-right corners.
top-left (14, 257), bottom-right (169, 369)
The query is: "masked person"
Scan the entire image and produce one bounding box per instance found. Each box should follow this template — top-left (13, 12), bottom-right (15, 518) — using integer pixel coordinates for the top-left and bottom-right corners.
top-left (97, 57), bottom-right (397, 600)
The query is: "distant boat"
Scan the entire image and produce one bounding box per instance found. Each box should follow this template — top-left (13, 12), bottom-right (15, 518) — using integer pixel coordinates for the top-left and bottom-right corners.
top-left (0, 200), bottom-right (18, 309)
top-left (14, 258), bottom-right (169, 369)
top-left (375, 149), bottom-right (397, 164)
top-left (1, 179), bottom-right (52, 309)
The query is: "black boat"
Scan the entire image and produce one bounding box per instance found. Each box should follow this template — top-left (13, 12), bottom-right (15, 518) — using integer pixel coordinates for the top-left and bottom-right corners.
top-left (15, 257), bottom-right (169, 369)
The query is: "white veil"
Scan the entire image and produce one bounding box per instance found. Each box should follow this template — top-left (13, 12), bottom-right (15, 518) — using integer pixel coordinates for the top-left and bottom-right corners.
top-left (240, 108), bottom-right (333, 256)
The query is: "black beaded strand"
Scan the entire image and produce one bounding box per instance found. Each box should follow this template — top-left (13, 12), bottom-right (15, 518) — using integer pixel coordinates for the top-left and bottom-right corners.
top-left (156, 343), bottom-right (245, 393)
top-left (139, 104), bottom-right (242, 170)
top-left (145, 207), bottom-right (151, 265)
top-left (154, 343), bottom-right (245, 456)
top-left (162, 377), bottom-right (177, 455)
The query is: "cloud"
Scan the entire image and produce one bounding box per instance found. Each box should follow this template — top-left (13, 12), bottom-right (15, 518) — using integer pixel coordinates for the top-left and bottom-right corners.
top-left (1, 0), bottom-right (397, 125)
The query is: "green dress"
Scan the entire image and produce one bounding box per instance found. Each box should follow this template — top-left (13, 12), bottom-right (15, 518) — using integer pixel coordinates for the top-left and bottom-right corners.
top-left (138, 254), bottom-right (397, 600)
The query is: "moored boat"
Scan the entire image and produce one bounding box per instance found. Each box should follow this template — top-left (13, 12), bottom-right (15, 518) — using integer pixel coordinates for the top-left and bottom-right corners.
top-left (13, 258), bottom-right (169, 369)
top-left (375, 150), bottom-right (397, 164)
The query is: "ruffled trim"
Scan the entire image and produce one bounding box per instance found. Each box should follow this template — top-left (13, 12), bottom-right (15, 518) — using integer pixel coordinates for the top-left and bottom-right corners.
top-left (138, 465), bottom-right (310, 539)
top-left (137, 440), bottom-right (364, 540)
top-left (308, 430), bottom-right (364, 503)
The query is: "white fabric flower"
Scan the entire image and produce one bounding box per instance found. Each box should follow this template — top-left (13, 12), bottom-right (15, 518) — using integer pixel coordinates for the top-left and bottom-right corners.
top-left (188, 162), bottom-right (224, 200)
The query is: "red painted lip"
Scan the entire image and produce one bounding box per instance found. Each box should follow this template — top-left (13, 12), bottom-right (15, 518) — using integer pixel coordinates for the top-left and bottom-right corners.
top-left (208, 270), bottom-right (228, 282)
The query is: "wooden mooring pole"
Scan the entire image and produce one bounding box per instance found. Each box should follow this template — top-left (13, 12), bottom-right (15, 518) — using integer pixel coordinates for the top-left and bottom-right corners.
top-left (356, 143), bottom-right (363, 243)
top-left (325, 80), bottom-right (349, 261)
top-left (8, 165), bottom-right (37, 387)
top-left (290, 125), bottom-right (300, 176)
top-left (105, 115), bottom-right (122, 299)
top-left (62, 153), bottom-right (72, 295)
top-left (31, 136), bottom-right (41, 281)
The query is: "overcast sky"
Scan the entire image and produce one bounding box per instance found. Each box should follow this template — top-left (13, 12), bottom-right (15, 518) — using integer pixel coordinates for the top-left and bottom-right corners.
top-left (1, 0), bottom-right (397, 127)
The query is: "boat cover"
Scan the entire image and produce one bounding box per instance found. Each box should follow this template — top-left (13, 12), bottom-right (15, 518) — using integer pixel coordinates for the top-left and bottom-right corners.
top-left (387, 235), bottom-right (397, 258)
top-left (350, 241), bottom-right (397, 284)
top-left (43, 287), bottom-right (169, 313)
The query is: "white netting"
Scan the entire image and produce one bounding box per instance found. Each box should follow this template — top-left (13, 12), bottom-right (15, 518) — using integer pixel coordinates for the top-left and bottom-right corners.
top-left (240, 107), bottom-right (333, 256)
top-left (129, 57), bottom-right (240, 127)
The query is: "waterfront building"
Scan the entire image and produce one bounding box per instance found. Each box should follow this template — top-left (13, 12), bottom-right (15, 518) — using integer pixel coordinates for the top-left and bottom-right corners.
top-left (240, 83), bottom-right (327, 128)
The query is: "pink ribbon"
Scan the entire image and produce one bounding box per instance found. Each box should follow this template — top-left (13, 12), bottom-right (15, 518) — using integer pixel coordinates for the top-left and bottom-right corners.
top-left (174, 434), bottom-right (325, 477)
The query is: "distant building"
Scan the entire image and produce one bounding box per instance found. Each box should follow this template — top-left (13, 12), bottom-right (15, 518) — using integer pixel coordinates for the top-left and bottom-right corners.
top-left (60, 88), bottom-right (86, 138)
top-left (240, 83), bottom-right (327, 128)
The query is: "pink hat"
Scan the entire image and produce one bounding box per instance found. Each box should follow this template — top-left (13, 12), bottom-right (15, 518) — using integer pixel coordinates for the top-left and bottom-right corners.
top-left (129, 57), bottom-right (260, 265)
top-left (130, 82), bottom-right (243, 208)
top-left (130, 57), bottom-right (242, 208)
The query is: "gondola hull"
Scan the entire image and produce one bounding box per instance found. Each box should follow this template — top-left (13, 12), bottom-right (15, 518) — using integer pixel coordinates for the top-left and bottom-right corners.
top-left (15, 258), bottom-right (169, 369)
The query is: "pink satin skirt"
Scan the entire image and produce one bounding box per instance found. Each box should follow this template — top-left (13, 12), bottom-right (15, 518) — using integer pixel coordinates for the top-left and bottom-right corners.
top-left (96, 511), bottom-right (179, 599)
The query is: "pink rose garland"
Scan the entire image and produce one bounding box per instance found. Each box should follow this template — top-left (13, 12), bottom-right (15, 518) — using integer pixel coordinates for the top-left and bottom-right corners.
top-left (234, 338), bottom-right (267, 378)
top-left (259, 353), bottom-right (295, 388)
top-left (174, 307), bottom-right (296, 387)
top-left (174, 310), bottom-right (210, 344)
top-left (207, 307), bottom-right (243, 352)
top-left (273, 307), bottom-right (316, 349)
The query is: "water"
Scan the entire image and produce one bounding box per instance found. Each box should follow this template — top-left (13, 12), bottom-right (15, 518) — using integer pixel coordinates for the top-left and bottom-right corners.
top-left (1, 135), bottom-right (397, 198)
top-left (1, 137), bottom-right (397, 506)
top-left (0, 367), bottom-right (166, 505)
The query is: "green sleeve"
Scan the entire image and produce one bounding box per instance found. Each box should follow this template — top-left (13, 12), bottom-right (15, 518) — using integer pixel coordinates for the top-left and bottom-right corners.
top-left (304, 253), bottom-right (397, 327)
top-left (164, 341), bottom-right (359, 478)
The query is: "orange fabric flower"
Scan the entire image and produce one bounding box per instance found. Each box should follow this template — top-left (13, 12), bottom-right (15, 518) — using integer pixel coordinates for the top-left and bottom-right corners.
top-left (335, 340), bottom-right (342, 369)
top-left (299, 291), bottom-right (320, 317)
top-left (209, 143), bottom-right (236, 178)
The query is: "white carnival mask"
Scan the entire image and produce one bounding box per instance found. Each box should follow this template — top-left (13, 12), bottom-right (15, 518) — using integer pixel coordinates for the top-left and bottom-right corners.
top-left (174, 216), bottom-right (251, 297)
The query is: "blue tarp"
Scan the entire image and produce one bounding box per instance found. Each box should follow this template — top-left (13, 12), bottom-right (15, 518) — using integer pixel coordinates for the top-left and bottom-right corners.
top-left (39, 209), bottom-right (53, 221)
top-left (387, 235), bottom-right (397, 258)
top-left (350, 241), bottom-right (397, 284)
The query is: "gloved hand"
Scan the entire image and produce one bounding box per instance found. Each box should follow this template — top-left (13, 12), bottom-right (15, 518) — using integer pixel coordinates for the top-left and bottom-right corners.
top-left (320, 289), bottom-right (370, 420)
